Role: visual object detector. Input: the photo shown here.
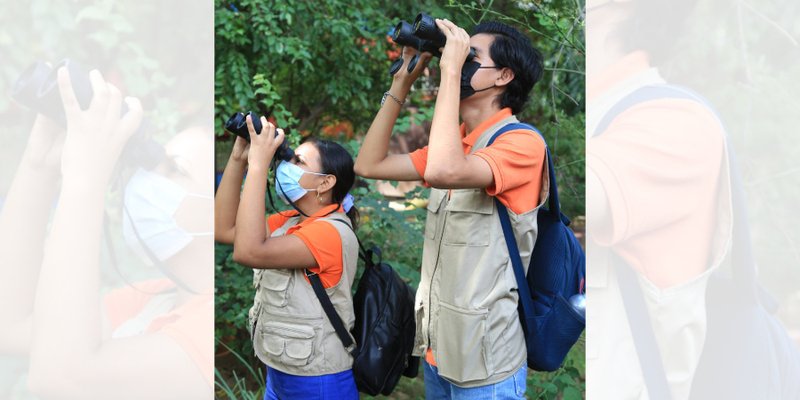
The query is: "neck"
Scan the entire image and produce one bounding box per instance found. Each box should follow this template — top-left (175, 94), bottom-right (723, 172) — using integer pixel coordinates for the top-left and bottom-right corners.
top-left (586, 5), bottom-right (631, 82)
top-left (294, 195), bottom-right (333, 222)
top-left (167, 236), bottom-right (214, 304)
top-left (460, 95), bottom-right (503, 133)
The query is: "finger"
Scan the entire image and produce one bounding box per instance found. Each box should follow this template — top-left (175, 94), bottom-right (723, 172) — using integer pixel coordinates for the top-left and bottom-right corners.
top-left (118, 97), bottom-right (143, 141)
top-left (435, 19), bottom-right (454, 39)
top-left (274, 128), bottom-right (285, 147)
top-left (105, 83), bottom-right (123, 124)
top-left (245, 114), bottom-right (258, 139)
top-left (260, 117), bottom-right (274, 137)
top-left (56, 67), bottom-right (81, 120)
top-left (401, 45), bottom-right (419, 61)
top-left (88, 69), bottom-right (110, 112)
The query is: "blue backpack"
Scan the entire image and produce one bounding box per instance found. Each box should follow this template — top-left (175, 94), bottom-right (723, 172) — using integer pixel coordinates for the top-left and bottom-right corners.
top-left (488, 123), bottom-right (586, 372)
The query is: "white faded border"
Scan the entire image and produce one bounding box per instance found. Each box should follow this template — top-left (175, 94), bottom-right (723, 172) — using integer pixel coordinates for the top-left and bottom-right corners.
top-left (0, 1), bottom-right (213, 399)
top-left (586, 0), bottom-right (800, 399)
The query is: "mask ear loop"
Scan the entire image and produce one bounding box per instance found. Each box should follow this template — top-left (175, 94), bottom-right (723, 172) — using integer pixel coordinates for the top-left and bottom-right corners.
top-left (103, 208), bottom-right (174, 296)
top-left (270, 160), bottom-right (339, 219)
top-left (122, 202), bottom-right (202, 295)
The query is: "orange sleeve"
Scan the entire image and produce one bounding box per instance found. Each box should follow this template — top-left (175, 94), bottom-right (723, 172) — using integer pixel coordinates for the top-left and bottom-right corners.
top-left (408, 146), bottom-right (429, 186)
top-left (587, 100), bottom-right (724, 245)
top-left (473, 130), bottom-right (546, 214)
top-left (291, 220), bottom-right (344, 288)
top-left (104, 280), bottom-right (174, 330)
top-left (159, 298), bottom-right (214, 387)
top-left (267, 213), bottom-right (292, 233)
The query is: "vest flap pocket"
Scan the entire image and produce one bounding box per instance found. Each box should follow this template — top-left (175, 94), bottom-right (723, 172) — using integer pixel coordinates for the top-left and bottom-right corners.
top-left (427, 189), bottom-right (445, 213)
top-left (259, 269), bottom-right (292, 291)
top-left (261, 322), bottom-right (316, 367)
top-left (435, 301), bottom-right (490, 383)
top-left (444, 189), bottom-right (494, 214)
top-left (257, 270), bottom-right (293, 307)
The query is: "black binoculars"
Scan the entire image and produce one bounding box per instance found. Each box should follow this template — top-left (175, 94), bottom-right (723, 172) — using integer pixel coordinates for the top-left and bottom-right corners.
top-left (224, 111), bottom-right (295, 162)
top-left (389, 13), bottom-right (477, 76)
top-left (11, 59), bottom-right (163, 169)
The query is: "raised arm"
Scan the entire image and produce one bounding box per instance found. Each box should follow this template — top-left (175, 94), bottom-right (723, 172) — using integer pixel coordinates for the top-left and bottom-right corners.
top-left (214, 136), bottom-right (249, 244)
top-left (232, 116), bottom-right (318, 269)
top-left (0, 115), bottom-right (63, 355)
top-left (353, 47), bottom-right (431, 181)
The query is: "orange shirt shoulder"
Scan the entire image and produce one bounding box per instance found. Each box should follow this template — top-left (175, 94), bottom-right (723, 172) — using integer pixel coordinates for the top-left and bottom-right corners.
top-left (409, 109), bottom-right (546, 214)
top-left (266, 206), bottom-right (346, 288)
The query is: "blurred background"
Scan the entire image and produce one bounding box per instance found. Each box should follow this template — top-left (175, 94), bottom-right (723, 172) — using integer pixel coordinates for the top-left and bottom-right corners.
top-left (213, 0), bottom-right (585, 398)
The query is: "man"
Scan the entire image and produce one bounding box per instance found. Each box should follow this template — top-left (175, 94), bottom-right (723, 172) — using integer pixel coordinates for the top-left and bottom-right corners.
top-left (355, 19), bottom-right (545, 399)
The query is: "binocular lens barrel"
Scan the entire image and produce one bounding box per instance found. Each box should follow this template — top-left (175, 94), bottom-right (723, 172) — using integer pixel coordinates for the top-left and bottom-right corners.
top-left (223, 111), bottom-right (294, 162)
top-left (413, 13), bottom-right (446, 48)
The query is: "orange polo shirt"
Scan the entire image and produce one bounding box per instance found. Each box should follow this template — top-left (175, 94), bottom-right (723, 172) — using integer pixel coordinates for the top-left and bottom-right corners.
top-left (588, 51), bottom-right (725, 287)
top-left (410, 108), bottom-right (547, 366)
top-left (409, 108), bottom-right (546, 215)
top-left (104, 279), bottom-right (213, 386)
top-left (267, 203), bottom-right (346, 288)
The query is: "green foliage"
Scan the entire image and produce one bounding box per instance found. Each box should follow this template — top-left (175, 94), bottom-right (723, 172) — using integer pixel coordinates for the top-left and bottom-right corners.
top-left (215, 0), bottom-right (585, 398)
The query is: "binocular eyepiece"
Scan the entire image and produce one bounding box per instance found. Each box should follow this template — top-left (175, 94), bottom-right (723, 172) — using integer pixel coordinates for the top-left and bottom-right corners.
top-left (224, 111), bottom-right (295, 162)
top-left (389, 13), bottom-right (477, 76)
top-left (11, 59), bottom-right (163, 170)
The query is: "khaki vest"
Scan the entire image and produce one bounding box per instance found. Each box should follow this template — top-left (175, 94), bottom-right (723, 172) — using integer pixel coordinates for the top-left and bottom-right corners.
top-left (248, 213), bottom-right (359, 376)
top-left (413, 116), bottom-right (550, 387)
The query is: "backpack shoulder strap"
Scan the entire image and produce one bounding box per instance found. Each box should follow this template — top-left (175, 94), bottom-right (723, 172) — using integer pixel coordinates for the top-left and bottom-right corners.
top-left (486, 122), bottom-right (562, 221)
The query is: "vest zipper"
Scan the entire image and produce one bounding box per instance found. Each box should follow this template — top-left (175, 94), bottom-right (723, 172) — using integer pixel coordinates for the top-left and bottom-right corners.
top-left (427, 204), bottom-right (449, 353)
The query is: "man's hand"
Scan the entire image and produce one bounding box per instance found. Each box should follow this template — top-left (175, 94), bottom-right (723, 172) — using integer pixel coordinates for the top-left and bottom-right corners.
top-left (435, 19), bottom-right (471, 75)
top-left (245, 114), bottom-right (284, 170)
top-left (391, 46), bottom-right (433, 92)
top-left (23, 114), bottom-right (66, 175)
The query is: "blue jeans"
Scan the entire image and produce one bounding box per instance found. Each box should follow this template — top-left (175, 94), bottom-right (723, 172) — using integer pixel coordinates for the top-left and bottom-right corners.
top-left (264, 366), bottom-right (359, 400)
top-left (424, 360), bottom-right (527, 400)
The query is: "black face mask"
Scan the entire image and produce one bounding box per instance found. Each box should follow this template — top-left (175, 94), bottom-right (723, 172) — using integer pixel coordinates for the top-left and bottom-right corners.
top-left (460, 61), bottom-right (500, 100)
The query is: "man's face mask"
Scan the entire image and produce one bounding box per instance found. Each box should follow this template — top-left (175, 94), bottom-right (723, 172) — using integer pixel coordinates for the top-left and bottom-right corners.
top-left (123, 168), bottom-right (212, 264)
top-left (460, 61), bottom-right (501, 100)
top-left (274, 160), bottom-right (329, 204)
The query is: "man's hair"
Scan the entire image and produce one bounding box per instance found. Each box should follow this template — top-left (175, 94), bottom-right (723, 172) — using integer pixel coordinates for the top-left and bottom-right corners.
top-left (472, 21), bottom-right (543, 114)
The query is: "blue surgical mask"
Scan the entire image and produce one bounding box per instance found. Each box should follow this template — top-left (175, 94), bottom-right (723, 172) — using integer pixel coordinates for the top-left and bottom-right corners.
top-left (275, 161), bottom-right (328, 204)
top-left (123, 168), bottom-right (213, 264)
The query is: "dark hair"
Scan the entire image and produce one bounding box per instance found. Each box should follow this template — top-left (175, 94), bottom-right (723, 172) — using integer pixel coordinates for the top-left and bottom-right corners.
top-left (304, 137), bottom-right (359, 230)
top-left (472, 21), bottom-right (544, 114)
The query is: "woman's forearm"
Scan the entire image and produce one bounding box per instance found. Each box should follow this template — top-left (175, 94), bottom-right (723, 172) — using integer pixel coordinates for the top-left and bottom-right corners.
top-left (233, 164), bottom-right (269, 264)
top-left (214, 156), bottom-right (247, 242)
top-left (29, 177), bottom-right (106, 383)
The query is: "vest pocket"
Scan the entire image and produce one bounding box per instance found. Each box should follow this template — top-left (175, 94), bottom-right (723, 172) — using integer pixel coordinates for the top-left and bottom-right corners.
top-left (256, 269), bottom-right (293, 307)
top-left (261, 321), bottom-right (316, 367)
top-left (442, 190), bottom-right (494, 247)
top-left (435, 301), bottom-right (490, 382)
top-left (425, 189), bottom-right (445, 240)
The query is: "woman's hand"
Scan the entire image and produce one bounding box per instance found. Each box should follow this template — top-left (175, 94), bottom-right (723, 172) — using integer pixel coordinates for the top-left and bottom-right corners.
top-left (229, 135), bottom-right (250, 163)
top-left (22, 114), bottom-right (66, 176)
top-left (57, 67), bottom-right (143, 184)
top-left (245, 114), bottom-right (284, 170)
top-left (435, 18), bottom-right (471, 76)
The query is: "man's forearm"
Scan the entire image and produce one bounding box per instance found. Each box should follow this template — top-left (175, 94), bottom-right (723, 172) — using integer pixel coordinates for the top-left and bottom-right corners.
top-left (426, 70), bottom-right (466, 182)
top-left (354, 82), bottom-right (410, 177)
top-left (214, 157), bottom-right (247, 238)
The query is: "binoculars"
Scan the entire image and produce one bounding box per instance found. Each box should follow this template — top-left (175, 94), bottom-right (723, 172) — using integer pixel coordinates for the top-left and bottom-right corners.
top-left (224, 111), bottom-right (295, 162)
top-left (11, 59), bottom-right (163, 169)
top-left (389, 13), bottom-right (477, 75)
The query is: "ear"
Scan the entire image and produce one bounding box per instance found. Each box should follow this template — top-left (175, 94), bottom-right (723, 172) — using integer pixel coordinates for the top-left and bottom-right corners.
top-left (316, 174), bottom-right (337, 196)
top-left (495, 67), bottom-right (515, 88)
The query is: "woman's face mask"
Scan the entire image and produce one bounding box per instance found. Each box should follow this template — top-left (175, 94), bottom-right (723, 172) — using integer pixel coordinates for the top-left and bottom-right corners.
top-left (274, 160), bottom-right (329, 204)
top-left (123, 168), bottom-right (212, 264)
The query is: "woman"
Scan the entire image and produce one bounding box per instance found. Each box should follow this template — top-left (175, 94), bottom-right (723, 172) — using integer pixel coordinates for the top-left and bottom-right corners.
top-left (215, 115), bottom-right (360, 400)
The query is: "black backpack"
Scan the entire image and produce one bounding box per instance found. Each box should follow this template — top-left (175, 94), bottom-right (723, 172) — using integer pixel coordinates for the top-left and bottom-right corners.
top-left (306, 238), bottom-right (419, 396)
